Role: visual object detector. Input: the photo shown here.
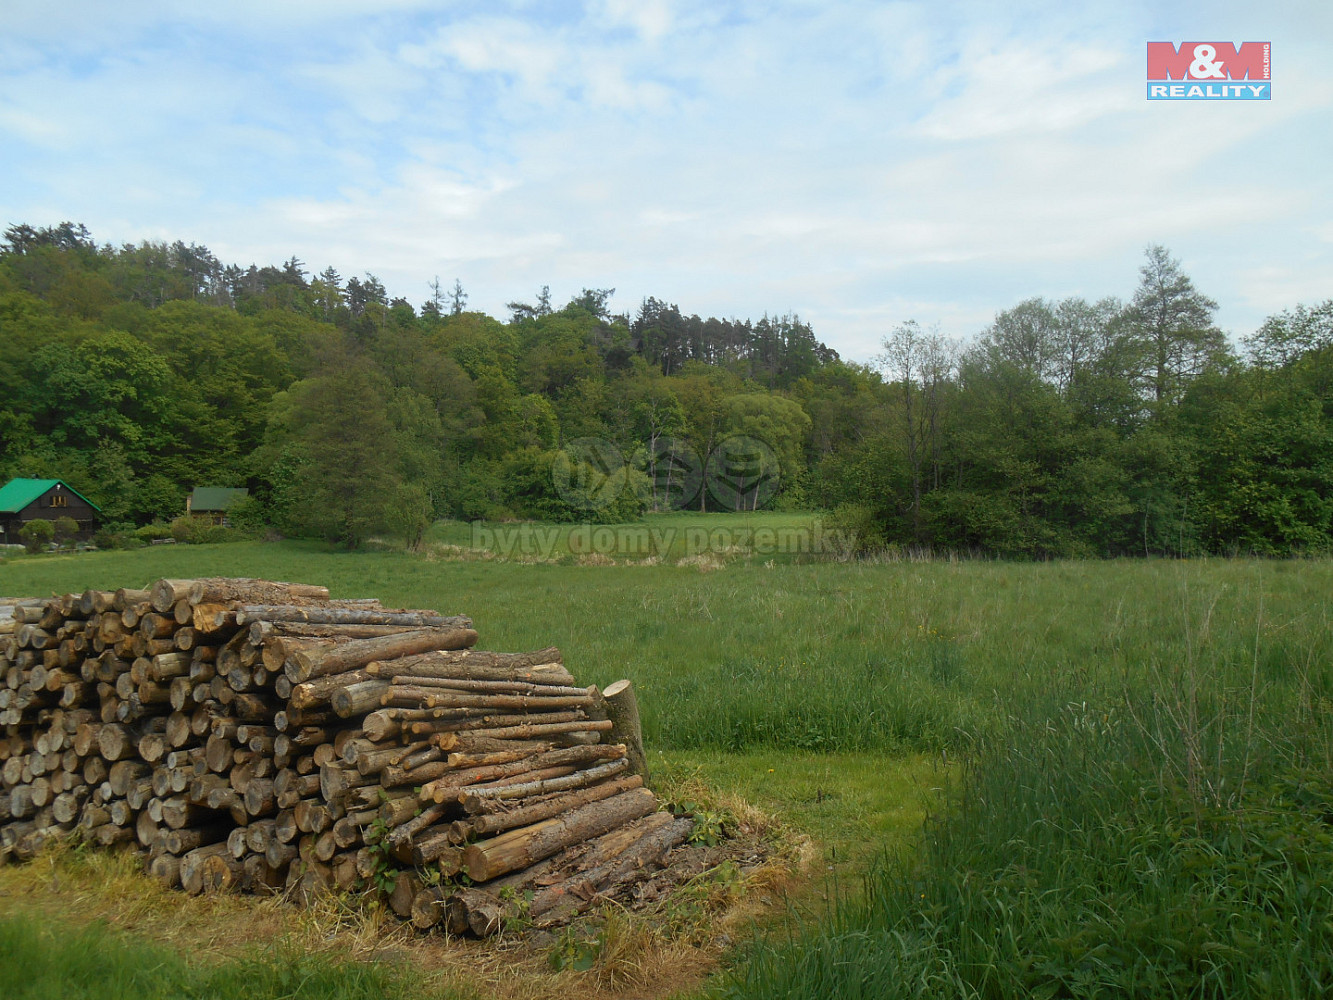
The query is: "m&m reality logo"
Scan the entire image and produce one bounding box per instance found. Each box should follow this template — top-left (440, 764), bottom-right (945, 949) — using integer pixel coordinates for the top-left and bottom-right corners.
top-left (1147, 42), bottom-right (1270, 100)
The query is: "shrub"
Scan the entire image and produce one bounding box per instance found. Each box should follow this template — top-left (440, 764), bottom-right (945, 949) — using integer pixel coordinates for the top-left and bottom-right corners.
top-left (222, 495), bottom-right (267, 536)
top-left (52, 516), bottom-right (80, 545)
top-left (385, 483), bottom-right (434, 552)
top-left (134, 522), bottom-right (173, 542)
top-left (18, 519), bottom-right (54, 554)
top-left (169, 516), bottom-right (241, 545)
top-left (92, 524), bottom-right (142, 550)
top-left (821, 503), bottom-right (886, 556)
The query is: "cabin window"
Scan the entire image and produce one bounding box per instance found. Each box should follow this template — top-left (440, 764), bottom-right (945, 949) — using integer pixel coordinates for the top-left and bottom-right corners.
top-left (50, 494), bottom-right (68, 508)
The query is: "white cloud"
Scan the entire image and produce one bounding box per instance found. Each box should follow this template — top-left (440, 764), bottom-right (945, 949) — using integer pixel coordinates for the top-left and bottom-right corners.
top-left (1, 1), bottom-right (1330, 359)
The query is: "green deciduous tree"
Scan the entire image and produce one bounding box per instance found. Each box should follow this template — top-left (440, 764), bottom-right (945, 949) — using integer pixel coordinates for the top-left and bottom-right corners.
top-left (280, 361), bottom-right (400, 548)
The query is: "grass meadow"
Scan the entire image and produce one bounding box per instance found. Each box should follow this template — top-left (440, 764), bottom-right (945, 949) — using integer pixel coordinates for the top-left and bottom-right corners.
top-left (3, 517), bottom-right (1332, 997)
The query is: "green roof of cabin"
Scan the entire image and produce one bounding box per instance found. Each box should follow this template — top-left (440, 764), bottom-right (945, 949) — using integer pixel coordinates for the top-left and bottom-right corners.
top-left (0, 478), bottom-right (100, 514)
top-left (190, 487), bottom-right (249, 512)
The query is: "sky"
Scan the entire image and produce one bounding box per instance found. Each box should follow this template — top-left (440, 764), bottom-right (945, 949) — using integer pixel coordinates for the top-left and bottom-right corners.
top-left (1, 0), bottom-right (1330, 362)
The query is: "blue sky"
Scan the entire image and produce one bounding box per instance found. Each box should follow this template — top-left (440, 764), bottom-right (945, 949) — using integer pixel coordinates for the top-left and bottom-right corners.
top-left (2, 0), bottom-right (1329, 360)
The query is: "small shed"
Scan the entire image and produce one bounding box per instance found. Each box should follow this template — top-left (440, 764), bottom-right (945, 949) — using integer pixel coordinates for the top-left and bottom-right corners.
top-left (187, 487), bottom-right (249, 525)
top-left (0, 479), bottom-right (101, 544)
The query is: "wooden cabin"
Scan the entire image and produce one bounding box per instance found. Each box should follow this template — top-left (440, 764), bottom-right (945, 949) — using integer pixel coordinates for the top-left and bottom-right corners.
top-left (0, 478), bottom-right (100, 544)
top-left (186, 487), bottom-right (249, 526)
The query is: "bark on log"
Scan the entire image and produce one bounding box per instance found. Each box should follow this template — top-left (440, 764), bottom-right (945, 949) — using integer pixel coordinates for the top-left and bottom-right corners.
top-left (530, 816), bottom-right (694, 927)
top-left (431, 719), bottom-right (611, 743)
top-left (460, 786), bottom-right (656, 882)
top-left (459, 758), bottom-right (630, 811)
top-left (595, 679), bottom-right (649, 783)
top-left (249, 621), bottom-right (431, 644)
top-left (421, 745), bottom-right (625, 804)
top-left (180, 842), bottom-right (232, 895)
top-left (235, 606), bottom-right (468, 628)
top-left (331, 681), bottom-right (392, 718)
top-left (383, 687), bottom-right (595, 713)
top-left (287, 670), bottom-right (373, 709)
top-left (446, 888), bottom-right (505, 937)
top-left (464, 774), bottom-right (644, 839)
top-left (286, 628), bottom-right (479, 683)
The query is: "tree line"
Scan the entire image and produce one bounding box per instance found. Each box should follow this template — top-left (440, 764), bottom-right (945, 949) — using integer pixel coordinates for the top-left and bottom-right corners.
top-left (1, 222), bottom-right (1329, 556)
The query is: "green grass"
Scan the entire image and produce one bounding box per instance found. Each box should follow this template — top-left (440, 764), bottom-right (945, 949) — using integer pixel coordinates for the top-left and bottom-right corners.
top-left (7, 540), bottom-right (1332, 757)
top-left (7, 534), bottom-right (1333, 998)
top-left (658, 750), bottom-right (949, 876)
top-left (0, 915), bottom-right (423, 1000)
top-left (429, 510), bottom-right (825, 561)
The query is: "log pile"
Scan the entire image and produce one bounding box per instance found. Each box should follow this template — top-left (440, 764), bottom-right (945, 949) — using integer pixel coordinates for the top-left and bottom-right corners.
top-left (0, 579), bottom-right (686, 934)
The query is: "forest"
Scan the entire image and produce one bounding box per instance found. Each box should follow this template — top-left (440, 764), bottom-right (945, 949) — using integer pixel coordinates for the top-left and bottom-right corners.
top-left (1, 220), bottom-right (1330, 557)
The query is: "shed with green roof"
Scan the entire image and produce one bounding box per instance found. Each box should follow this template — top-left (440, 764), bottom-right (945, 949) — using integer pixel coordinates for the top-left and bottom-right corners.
top-left (187, 487), bottom-right (249, 525)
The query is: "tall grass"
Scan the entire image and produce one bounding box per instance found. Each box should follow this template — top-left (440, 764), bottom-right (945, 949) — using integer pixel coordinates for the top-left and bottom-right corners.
top-left (723, 586), bottom-right (1333, 999)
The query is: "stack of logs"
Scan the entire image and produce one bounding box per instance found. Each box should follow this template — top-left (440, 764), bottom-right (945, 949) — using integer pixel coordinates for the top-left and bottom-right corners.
top-left (0, 580), bottom-right (692, 935)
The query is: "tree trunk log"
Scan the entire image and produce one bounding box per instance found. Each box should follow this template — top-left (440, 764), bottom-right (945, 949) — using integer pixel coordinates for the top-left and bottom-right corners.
top-left (422, 745), bottom-right (625, 804)
top-left (460, 786), bottom-right (656, 882)
top-left (286, 627), bottom-right (480, 683)
top-left (235, 606), bottom-right (469, 628)
top-left (331, 680), bottom-right (392, 718)
top-left (465, 773), bottom-right (644, 838)
top-left (530, 816), bottom-right (694, 927)
top-left (594, 679), bottom-right (649, 783)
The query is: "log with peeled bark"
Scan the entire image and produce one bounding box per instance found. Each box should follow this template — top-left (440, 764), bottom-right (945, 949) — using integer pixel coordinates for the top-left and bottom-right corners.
top-left (459, 786), bottom-right (656, 882)
top-left (435, 814), bottom-right (687, 937)
top-left (430, 719), bottom-right (612, 744)
top-left (248, 621), bottom-right (435, 645)
top-left (235, 606), bottom-right (466, 628)
top-left (374, 646), bottom-right (561, 671)
top-left (459, 773), bottom-right (645, 839)
top-left (455, 813), bottom-right (676, 918)
top-left (284, 627), bottom-right (479, 683)
top-left (396, 708), bottom-right (588, 735)
top-left (190, 605), bottom-right (238, 634)
top-left (366, 653), bottom-right (572, 686)
top-left (377, 759), bottom-right (455, 788)
top-left (421, 745), bottom-right (626, 804)
top-left (387, 676), bottom-right (592, 697)
top-left (383, 803), bottom-right (447, 849)
top-left (383, 686), bottom-right (596, 713)
top-left (443, 746), bottom-right (555, 770)
top-left (459, 758), bottom-right (630, 812)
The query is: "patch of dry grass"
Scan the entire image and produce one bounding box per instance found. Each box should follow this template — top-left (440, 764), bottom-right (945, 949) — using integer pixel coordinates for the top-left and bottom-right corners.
top-left (0, 783), bottom-right (794, 1000)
